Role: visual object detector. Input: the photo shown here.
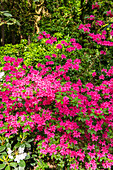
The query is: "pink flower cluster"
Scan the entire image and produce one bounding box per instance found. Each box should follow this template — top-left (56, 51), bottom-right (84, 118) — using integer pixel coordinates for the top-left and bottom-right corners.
top-left (106, 10), bottom-right (113, 17)
top-left (88, 33), bottom-right (113, 46)
top-left (110, 30), bottom-right (113, 36)
top-left (38, 32), bottom-right (57, 45)
top-left (96, 20), bottom-right (104, 26)
top-left (87, 15), bottom-right (95, 21)
top-left (56, 44), bottom-right (62, 49)
top-left (92, 2), bottom-right (100, 10)
top-left (78, 24), bottom-right (91, 33)
top-left (77, 8), bottom-right (113, 49)
top-left (38, 33), bottom-right (82, 52)
top-left (100, 50), bottom-right (106, 55)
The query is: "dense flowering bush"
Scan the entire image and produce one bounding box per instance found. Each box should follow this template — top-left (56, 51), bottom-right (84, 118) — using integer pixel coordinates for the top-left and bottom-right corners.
top-left (0, 48), bottom-right (113, 169)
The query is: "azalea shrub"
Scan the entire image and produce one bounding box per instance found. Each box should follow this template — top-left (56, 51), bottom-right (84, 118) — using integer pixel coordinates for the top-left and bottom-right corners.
top-left (0, 51), bottom-right (113, 170)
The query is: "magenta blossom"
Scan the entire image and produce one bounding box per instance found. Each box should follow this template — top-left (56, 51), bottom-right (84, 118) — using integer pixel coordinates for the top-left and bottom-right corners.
top-left (56, 44), bottom-right (62, 49)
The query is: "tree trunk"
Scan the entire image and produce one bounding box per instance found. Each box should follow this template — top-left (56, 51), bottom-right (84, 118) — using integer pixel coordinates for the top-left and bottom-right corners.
top-left (28, 34), bottom-right (31, 45)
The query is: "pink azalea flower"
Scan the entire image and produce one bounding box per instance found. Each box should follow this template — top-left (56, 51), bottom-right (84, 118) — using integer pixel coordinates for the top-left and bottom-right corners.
top-left (110, 30), bottom-right (113, 36)
top-left (92, 2), bottom-right (100, 9)
top-left (0, 114), bottom-right (3, 119)
top-left (85, 162), bottom-right (91, 169)
top-left (70, 163), bottom-right (75, 169)
top-left (92, 72), bottom-right (96, 77)
top-left (45, 39), bottom-right (54, 44)
top-left (87, 144), bottom-right (95, 151)
top-left (92, 134), bottom-right (98, 141)
top-left (45, 55), bottom-right (51, 60)
top-left (96, 20), bottom-right (104, 26)
top-left (52, 54), bottom-right (57, 58)
top-left (61, 54), bottom-right (66, 59)
top-left (99, 74), bottom-right (105, 80)
top-left (42, 31), bottom-right (47, 35)
top-left (38, 34), bottom-right (43, 40)
top-left (100, 50), bottom-right (106, 55)
top-left (45, 34), bottom-right (51, 38)
top-left (56, 44), bottom-right (62, 49)
top-left (70, 38), bottom-right (76, 42)
top-left (78, 24), bottom-right (84, 29)
top-left (83, 27), bottom-right (90, 32)
top-left (102, 30), bottom-right (107, 35)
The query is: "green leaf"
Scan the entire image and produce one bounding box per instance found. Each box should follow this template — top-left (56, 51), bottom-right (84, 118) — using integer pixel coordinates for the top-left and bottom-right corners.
top-left (4, 13), bottom-right (12, 17)
top-left (13, 143), bottom-right (20, 149)
top-left (1, 152), bottom-right (7, 156)
top-left (1, 88), bottom-right (6, 92)
top-left (5, 165), bottom-right (10, 170)
top-left (30, 162), bottom-right (36, 166)
top-left (0, 145), bottom-right (6, 152)
top-left (59, 69), bottom-right (64, 72)
top-left (25, 154), bottom-right (30, 160)
top-left (88, 129), bottom-right (96, 135)
top-left (16, 21), bottom-right (21, 26)
top-left (32, 154), bottom-right (37, 158)
top-left (18, 167), bottom-right (24, 170)
top-left (10, 162), bottom-right (17, 167)
top-left (6, 143), bottom-right (11, 148)
top-left (66, 130), bottom-right (70, 134)
top-left (77, 117), bottom-right (81, 121)
top-left (61, 101), bottom-right (63, 104)
top-left (0, 164), bottom-right (6, 170)
top-left (12, 77), bottom-right (17, 80)
top-left (56, 99), bottom-right (61, 103)
top-left (25, 143), bottom-right (31, 148)
top-left (94, 115), bottom-right (98, 118)
top-left (18, 160), bottom-right (26, 167)
top-left (7, 23), bottom-right (14, 25)
top-left (56, 108), bottom-right (59, 112)
top-left (27, 139), bottom-right (34, 143)
top-left (21, 144), bottom-right (25, 148)
top-left (99, 115), bottom-right (105, 119)
top-left (22, 90), bottom-right (26, 92)
top-left (9, 96), bottom-right (16, 100)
